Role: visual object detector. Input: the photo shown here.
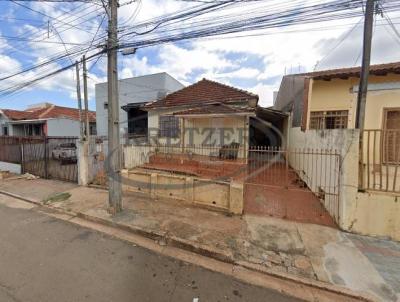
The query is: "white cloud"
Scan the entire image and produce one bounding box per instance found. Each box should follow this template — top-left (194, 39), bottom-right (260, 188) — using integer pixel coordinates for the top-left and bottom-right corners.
top-left (0, 54), bottom-right (22, 76)
top-left (3, 0), bottom-right (400, 111)
top-left (248, 83), bottom-right (277, 108)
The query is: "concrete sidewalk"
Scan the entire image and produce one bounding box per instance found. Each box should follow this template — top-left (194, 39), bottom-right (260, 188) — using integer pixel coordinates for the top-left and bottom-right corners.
top-left (0, 177), bottom-right (399, 302)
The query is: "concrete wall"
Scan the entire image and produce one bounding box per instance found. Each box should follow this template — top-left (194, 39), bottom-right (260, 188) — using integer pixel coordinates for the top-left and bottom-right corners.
top-left (307, 74), bottom-right (400, 130)
top-left (350, 191), bottom-right (400, 241)
top-left (47, 118), bottom-right (80, 137)
top-left (122, 169), bottom-right (244, 214)
top-left (95, 73), bottom-right (184, 137)
top-left (0, 162), bottom-right (21, 174)
top-left (124, 145), bottom-right (155, 169)
top-left (289, 126), bottom-right (359, 224)
top-left (289, 126), bottom-right (400, 241)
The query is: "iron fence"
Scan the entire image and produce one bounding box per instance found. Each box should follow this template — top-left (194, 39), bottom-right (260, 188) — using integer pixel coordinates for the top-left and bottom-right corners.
top-left (361, 129), bottom-right (400, 193)
top-left (247, 146), bottom-right (341, 222)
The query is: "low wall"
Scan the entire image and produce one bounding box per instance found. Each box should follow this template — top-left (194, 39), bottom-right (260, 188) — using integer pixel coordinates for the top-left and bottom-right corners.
top-left (124, 145), bottom-right (155, 169)
top-left (349, 191), bottom-right (400, 241)
top-left (0, 161), bottom-right (21, 174)
top-left (289, 127), bottom-right (359, 224)
top-left (289, 126), bottom-right (400, 241)
top-left (121, 169), bottom-right (244, 214)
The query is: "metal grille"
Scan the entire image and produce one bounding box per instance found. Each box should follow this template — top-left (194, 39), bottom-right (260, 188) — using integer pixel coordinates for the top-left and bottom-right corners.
top-left (159, 115), bottom-right (180, 138)
top-left (309, 110), bottom-right (348, 130)
top-left (246, 146), bottom-right (341, 223)
top-left (362, 129), bottom-right (400, 192)
top-left (384, 109), bottom-right (400, 163)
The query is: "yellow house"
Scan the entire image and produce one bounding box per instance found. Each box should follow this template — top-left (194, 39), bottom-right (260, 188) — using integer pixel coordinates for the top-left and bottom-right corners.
top-left (275, 62), bottom-right (400, 241)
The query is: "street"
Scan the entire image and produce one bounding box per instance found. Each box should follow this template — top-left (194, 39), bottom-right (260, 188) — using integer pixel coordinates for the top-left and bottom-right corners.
top-left (0, 195), bottom-right (301, 302)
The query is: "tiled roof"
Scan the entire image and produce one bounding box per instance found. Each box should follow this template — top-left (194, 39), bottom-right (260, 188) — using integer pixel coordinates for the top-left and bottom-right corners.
top-left (173, 103), bottom-right (254, 116)
top-left (1, 109), bottom-right (30, 120)
top-left (299, 61), bottom-right (400, 80)
top-left (145, 78), bottom-right (258, 109)
top-left (1, 105), bottom-right (96, 122)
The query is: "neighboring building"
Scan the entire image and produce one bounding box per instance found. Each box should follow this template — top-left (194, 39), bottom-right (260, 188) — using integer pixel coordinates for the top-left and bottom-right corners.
top-left (95, 72), bottom-right (184, 138)
top-left (275, 62), bottom-right (400, 241)
top-left (0, 103), bottom-right (96, 137)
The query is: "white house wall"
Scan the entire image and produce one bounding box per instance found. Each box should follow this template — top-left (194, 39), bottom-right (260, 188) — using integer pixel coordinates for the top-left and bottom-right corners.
top-left (95, 72), bottom-right (184, 137)
top-left (46, 118), bottom-right (80, 137)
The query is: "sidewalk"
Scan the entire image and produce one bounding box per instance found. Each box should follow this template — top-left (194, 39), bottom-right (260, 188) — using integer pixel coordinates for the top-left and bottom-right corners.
top-left (0, 176), bottom-right (399, 302)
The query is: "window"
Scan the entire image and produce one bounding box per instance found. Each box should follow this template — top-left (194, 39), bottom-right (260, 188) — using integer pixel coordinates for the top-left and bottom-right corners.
top-left (309, 110), bottom-right (348, 130)
top-left (159, 115), bottom-right (179, 138)
top-left (104, 102), bottom-right (108, 110)
top-left (3, 126), bottom-right (8, 136)
top-left (383, 108), bottom-right (400, 163)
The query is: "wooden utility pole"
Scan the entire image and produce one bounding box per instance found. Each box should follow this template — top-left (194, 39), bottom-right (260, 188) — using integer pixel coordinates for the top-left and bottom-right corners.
top-left (82, 55), bottom-right (90, 139)
top-left (75, 61), bottom-right (84, 140)
top-left (107, 0), bottom-right (122, 213)
top-left (356, 0), bottom-right (374, 190)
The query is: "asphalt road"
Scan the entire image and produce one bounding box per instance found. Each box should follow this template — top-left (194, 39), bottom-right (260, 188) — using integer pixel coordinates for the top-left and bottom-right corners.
top-left (0, 195), bottom-right (302, 302)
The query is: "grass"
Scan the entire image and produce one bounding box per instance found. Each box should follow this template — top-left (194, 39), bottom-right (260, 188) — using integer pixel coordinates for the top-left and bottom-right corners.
top-left (42, 192), bottom-right (71, 205)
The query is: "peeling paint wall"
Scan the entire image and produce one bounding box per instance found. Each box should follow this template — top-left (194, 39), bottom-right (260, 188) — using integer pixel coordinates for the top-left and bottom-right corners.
top-left (122, 169), bottom-right (244, 214)
top-left (289, 126), bottom-right (400, 241)
top-left (349, 192), bottom-right (400, 241)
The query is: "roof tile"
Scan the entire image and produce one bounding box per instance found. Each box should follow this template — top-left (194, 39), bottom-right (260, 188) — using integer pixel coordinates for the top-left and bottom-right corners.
top-left (299, 61), bottom-right (400, 79)
top-left (145, 78), bottom-right (258, 109)
top-left (1, 105), bottom-right (96, 122)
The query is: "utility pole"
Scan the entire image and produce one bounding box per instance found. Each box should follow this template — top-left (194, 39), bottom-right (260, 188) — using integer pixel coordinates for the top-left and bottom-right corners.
top-left (356, 0), bottom-right (375, 130)
top-left (82, 55), bottom-right (90, 139)
top-left (75, 61), bottom-right (84, 140)
top-left (107, 0), bottom-right (122, 213)
top-left (356, 0), bottom-right (374, 190)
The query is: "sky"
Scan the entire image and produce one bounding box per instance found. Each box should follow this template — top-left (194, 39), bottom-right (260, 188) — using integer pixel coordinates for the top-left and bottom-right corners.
top-left (0, 0), bottom-right (400, 111)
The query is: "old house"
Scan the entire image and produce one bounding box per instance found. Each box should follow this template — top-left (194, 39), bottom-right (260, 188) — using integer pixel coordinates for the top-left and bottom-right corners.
top-left (0, 103), bottom-right (96, 137)
top-left (275, 62), bottom-right (400, 240)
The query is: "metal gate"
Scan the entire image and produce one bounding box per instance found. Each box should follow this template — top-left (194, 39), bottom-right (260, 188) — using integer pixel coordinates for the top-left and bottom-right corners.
top-left (22, 137), bottom-right (78, 183)
top-left (244, 146), bottom-right (341, 226)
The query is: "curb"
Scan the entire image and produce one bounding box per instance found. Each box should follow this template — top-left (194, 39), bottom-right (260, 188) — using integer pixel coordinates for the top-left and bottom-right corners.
top-left (0, 190), bottom-right (42, 206)
top-left (77, 210), bottom-right (375, 302)
top-left (0, 189), bottom-right (376, 302)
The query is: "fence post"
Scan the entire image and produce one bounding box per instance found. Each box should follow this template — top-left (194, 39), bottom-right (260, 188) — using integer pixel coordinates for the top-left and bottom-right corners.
top-left (20, 141), bottom-right (24, 174)
top-left (44, 137), bottom-right (48, 179)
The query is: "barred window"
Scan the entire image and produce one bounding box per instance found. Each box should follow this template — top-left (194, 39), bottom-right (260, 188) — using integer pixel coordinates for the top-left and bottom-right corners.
top-left (383, 108), bottom-right (400, 163)
top-left (309, 110), bottom-right (348, 130)
top-left (159, 115), bottom-right (180, 138)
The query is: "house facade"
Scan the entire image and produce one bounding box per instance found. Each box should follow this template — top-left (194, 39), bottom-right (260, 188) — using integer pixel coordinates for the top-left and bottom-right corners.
top-left (143, 78), bottom-right (261, 155)
top-left (95, 72), bottom-right (184, 139)
top-left (275, 62), bottom-right (400, 241)
top-left (0, 103), bottom-right (96, 137)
